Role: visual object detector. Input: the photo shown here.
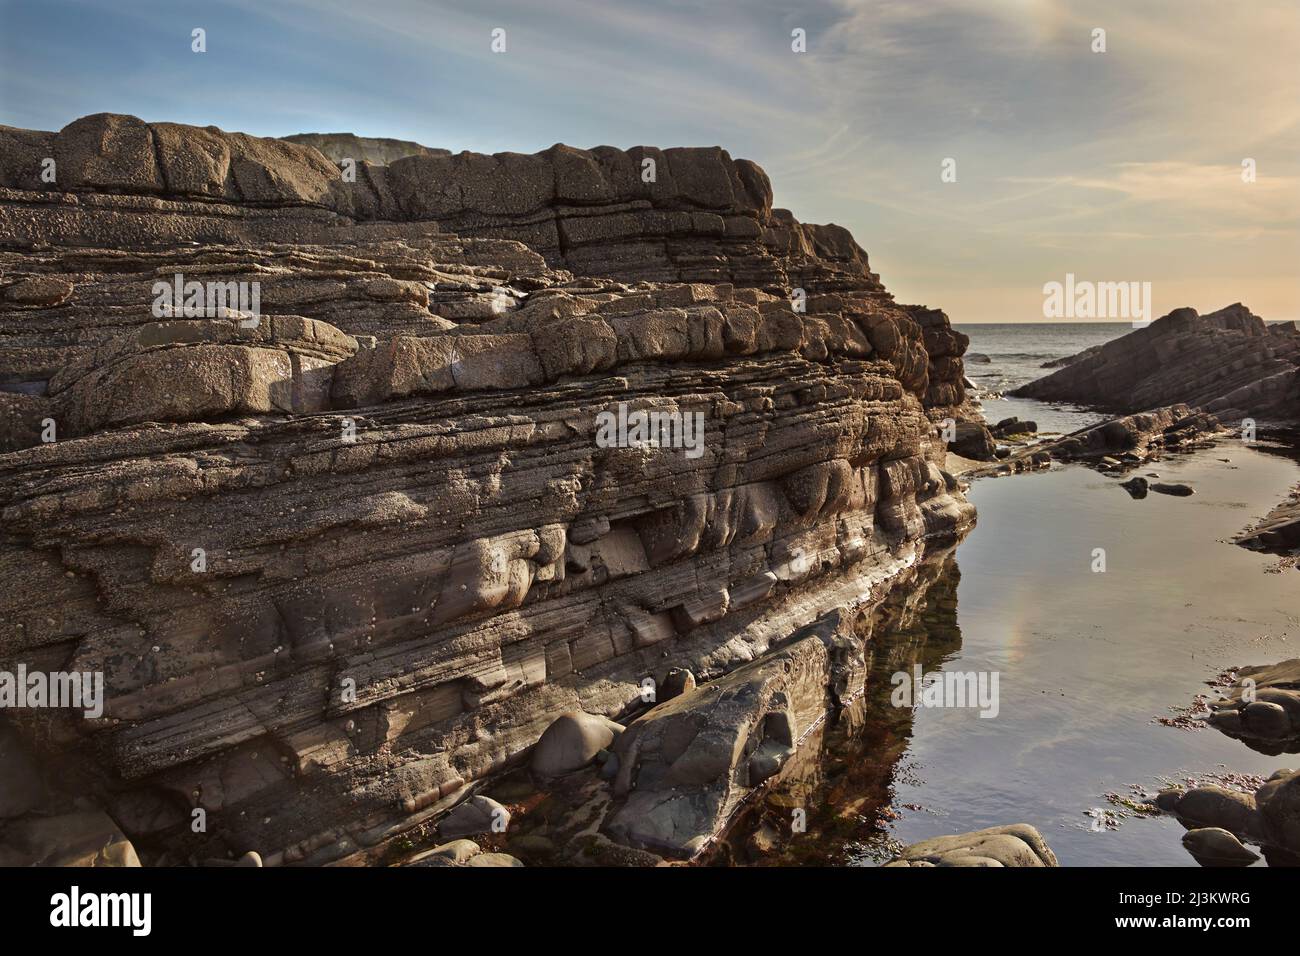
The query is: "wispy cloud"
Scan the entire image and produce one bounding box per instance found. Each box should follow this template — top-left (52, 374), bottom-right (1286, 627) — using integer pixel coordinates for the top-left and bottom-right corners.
top-left (0, 0), bottom-right (1295, 320)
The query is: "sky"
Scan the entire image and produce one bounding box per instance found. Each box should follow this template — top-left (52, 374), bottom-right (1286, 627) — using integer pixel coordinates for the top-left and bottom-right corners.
top-left (1, 0), bottom-right (1297, 322)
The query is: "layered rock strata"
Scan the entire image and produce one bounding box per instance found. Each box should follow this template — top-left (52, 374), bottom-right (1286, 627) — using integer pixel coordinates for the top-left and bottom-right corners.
top-left (1012, 304), bottom-right (1300, 424)
top-left (0, 114), bottom-right (975, 865)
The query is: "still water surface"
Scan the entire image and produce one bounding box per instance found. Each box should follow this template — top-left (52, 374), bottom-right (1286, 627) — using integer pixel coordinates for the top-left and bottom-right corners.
top-left (721, 332), bottom-right (1300, 865)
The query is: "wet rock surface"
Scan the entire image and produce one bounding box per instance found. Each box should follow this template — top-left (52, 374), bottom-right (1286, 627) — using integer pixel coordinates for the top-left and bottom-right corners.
top-left (884, 824), bottom-right (1058, 867)
top-left (963, 403), bottom-right (1222, 480)
top-left (1160, 768), bottom-right (1300, 866)
top-left (1204, 660), bottom-right (1300, 754)
top-left (1234, 484), bottom-right (1300, 556)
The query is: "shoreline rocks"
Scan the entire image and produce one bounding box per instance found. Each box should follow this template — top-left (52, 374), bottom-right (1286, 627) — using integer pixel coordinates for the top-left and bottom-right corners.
top-left (961, 403), bottom-right (1222, 480)
top-left (885, 824), bottom-right (1058, 867)
top-left (1204, 660), bottom-right (1300, 753)
top-left (0, 114), bottom-right (979, 866)
top-left (1159, 769), bottom-right (1300, 867)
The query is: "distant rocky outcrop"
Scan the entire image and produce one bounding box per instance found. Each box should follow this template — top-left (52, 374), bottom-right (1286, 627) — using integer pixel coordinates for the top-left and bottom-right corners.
top-left (0, 113), bottom-right (978, 866)
top-left (1012, 304), bottom-right (1300, 424)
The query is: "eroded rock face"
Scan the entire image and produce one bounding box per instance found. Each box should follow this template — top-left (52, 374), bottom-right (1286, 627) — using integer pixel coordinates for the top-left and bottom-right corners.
top-left (606, 632), bottom-right (831, 857)
top-left (1012, 304), bottom-right (1300, 424)
top-left (0, 115), bottom-right (976, 866)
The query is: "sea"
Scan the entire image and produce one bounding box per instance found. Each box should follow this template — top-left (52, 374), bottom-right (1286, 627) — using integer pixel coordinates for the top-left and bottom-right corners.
top-left (955, 321), bottom-right (1133, 434)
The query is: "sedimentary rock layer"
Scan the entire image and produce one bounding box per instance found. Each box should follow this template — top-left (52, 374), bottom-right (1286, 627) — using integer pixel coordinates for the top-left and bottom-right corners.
top-left (0, 114), bottom-right (975, 865)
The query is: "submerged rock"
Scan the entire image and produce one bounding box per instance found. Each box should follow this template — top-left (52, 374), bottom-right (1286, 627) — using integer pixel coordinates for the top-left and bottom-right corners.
top-left (1121, 476), bottom-right (1149, 498)
top-left (990, 416), bottom-right (1037, 438)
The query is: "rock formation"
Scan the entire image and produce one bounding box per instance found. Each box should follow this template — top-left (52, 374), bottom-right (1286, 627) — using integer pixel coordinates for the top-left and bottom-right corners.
top-left (0, 114), bottom-right (978, 865)
top-left (1012, 304), bottom-right (1300, 425)
top-left (1205, 660), bottom-right (1300, 755)
top-left (961, 403), bottom-right (1222, 480)
top-left (1234, 485), bottom-right (1300, 556)
top-left (1158, 769), bottom-right (1300, 867)
top-left (884, 824), bottom-right (1058, 867)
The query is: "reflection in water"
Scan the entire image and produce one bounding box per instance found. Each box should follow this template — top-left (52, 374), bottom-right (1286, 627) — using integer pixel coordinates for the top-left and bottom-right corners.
top-left (711, 548), bottom-right (965, 866)
top-left (711, 440), bottom-right (1300, 868)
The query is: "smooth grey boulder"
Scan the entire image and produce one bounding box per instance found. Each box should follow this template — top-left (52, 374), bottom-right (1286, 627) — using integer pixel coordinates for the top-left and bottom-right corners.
top-left (884, 824), bottom-right (1058, 867)
top-left (437, 795), bottom-right (510, 839)
top-left (405, 839), bottom-right (522, 867)
top-left (1182, 828), bottom-right (1260, 867)
top-left (531, 711), bottom-right (625, 777)
top-left (1170, 786), bottom-right (1261, 838)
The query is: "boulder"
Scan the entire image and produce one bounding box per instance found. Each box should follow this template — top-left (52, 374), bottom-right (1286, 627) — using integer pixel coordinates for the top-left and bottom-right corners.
top-left (1121, 476), bottom-right (1149, 498)
top-left (949, 421), bottom-right (997, 460)
top-left (604, 635), bottom-right (831, 857)
top-left (1182, 828), bottom-right (1260, 867)
top-left (1013, 303), bottom-right (1300, 424)
top-left (531, 712), bottom-right (625, 777)
top-left (1205, 660), bottom-right (1300, 751)
top-left (1165, 769), bottom-right (1300, 864)
top-left (437, 796), bottom-right (511, 840)
top-left (885, 824), bottom-right (1058, 867)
